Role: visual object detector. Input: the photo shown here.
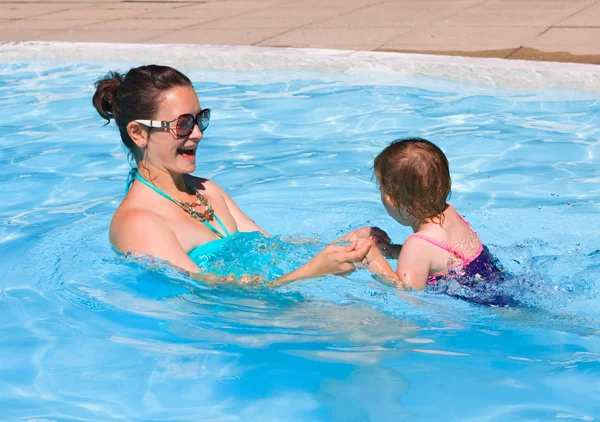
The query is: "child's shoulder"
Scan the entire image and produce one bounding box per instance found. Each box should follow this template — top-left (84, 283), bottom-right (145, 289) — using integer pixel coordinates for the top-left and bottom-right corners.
top-left (443, 204), bottom-right (480, 237)
top-left (444, 203), bottom-right (463, 218)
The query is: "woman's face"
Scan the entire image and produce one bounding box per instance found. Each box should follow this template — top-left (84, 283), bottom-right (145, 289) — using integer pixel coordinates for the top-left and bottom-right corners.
top-left (143, 85), bottom-right (203, 175)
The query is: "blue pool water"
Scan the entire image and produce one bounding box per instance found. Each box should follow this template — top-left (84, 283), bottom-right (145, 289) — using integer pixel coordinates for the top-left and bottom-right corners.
top-left (1, 61), bottom-right (600, 421)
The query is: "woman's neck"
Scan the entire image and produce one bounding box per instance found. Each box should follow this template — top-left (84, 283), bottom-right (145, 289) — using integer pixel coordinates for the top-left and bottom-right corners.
top-left (137, 164), bottom-right (188, 195)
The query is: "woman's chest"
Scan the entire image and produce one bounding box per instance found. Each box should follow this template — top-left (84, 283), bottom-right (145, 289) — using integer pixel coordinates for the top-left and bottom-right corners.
top-left (164, 193), bottom-right (238, 249)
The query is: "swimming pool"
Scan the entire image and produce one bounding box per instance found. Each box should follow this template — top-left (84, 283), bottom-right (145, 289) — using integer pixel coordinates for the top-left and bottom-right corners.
top-left (1, 55), bottom-right (599, 421)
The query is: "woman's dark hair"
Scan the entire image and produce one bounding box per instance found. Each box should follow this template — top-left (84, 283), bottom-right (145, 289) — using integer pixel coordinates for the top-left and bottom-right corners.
top-left (374, 137), bottom-right (451, 223)
top-left (92, 65), bottom-right (192, 163)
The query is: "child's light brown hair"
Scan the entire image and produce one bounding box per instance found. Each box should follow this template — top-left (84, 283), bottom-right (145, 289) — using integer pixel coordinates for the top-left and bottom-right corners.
top-left (374, 138), bottom-right (451, 222)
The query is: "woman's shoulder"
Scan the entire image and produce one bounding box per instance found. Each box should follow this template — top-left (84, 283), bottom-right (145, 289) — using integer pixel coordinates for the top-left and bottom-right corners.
top-left (109, 199), bottom-right (168, 250)
top-left (112, 201), bottom-right (164, 225)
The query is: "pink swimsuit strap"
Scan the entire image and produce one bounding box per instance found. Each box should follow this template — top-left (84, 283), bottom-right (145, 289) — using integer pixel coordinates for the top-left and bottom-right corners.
top-left (411, 232), bottom-right (484, 285)
top-left (408, 233), bottom-right (469, 261)
top-left (412, 207), bottom-right (483, 284)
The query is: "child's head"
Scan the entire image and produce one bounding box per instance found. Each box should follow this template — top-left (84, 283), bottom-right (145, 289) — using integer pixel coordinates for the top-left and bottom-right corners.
top-left (374, 138), bottom-right (451, 223)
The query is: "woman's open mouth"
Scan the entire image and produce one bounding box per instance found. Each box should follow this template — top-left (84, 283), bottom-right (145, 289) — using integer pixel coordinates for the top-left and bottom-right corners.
top-left (177, 146), bottom-right (196, 161)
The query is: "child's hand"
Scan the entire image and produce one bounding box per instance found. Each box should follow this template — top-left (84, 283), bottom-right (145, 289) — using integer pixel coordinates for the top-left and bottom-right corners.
top-left (364, 239), bottom-right (405, 287)
top-left (348, 226), bottom-right (391, 243)
top-left (240, 274), bottom-right (264, 285)
top-left (338, 226), bottom-right (391, 251)
top-left (343, 226), bottom-right (401, 259)
top-left (369, 235), bottom-right (396, 258)
top-left (349, 228), bottom-right (399, 259)
top-left (365, 238), bottom-right (385, 266)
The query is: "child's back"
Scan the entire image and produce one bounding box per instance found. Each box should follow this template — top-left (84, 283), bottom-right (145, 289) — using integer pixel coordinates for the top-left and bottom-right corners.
top-left (403, 204), bottom-right (502, 286)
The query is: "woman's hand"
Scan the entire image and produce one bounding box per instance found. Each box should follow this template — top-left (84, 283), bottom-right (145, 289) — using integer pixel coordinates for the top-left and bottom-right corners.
top-left (341, 226), bottom-right (390, 244)
top-left (309, 239), bottom-right (370, 277)
top-left (270, 239), bottom-right (370, 286)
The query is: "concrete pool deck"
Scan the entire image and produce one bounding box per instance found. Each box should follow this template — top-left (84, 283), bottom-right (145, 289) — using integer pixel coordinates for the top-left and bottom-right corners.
top-left (1, 0), bottom-right (599, 65)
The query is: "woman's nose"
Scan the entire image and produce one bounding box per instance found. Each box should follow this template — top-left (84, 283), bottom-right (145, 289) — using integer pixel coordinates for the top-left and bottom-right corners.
top-left (189, 122), bottom-right (204, 140)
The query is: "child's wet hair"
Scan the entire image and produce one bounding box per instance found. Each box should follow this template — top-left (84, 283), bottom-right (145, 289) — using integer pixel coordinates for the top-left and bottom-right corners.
top-left (374, 137), bottom-right (451, 222)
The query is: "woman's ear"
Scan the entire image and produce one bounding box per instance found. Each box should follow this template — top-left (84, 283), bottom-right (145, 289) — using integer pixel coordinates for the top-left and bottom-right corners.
top-left (127, 121), bottom-right (149, 149)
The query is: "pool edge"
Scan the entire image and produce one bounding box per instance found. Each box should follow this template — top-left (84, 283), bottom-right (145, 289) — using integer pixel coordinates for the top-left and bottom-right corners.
top-left (1, 41), bottom-right (599, 92)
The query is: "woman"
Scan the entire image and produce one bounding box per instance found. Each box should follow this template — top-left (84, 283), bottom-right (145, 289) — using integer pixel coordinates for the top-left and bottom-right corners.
top-left (93, 65), bottom-right (385, 284)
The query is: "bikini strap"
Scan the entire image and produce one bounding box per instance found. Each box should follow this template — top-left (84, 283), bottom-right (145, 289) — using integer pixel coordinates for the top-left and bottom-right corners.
top-left (204, 214), bottom-right (231, 238)
top-left (134, 170), bottom-right (176, 200)
top-left (408, 233), bottom-right (468, 261)
top-left (133, 170), bottom-right (230, 238)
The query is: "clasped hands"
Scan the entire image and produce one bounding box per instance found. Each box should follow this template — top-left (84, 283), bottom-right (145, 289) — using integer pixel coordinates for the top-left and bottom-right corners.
top-left (308, 226), bottom-right (394, 278)
top-left (248, 226), bottom-right (396, 286)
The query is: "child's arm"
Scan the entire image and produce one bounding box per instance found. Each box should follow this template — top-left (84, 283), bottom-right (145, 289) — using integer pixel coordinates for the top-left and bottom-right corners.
top-left (366, 238), bottom-right (431, 290)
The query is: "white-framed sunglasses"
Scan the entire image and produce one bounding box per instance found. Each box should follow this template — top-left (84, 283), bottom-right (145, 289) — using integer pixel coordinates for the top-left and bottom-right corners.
top-left (135, 108), bottom-right (211, 137)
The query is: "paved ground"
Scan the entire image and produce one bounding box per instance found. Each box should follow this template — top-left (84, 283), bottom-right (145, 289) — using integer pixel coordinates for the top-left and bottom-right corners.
top-left (1, 0), bottom-right (599, 64)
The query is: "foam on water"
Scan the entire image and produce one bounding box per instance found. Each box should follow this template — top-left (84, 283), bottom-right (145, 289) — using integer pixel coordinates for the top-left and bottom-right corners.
top-left (1, 61), bottom-right (599, 421)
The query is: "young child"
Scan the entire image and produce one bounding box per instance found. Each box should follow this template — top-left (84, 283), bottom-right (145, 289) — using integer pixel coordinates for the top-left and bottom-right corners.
top-left (365, 138), bottom-right (503, 291)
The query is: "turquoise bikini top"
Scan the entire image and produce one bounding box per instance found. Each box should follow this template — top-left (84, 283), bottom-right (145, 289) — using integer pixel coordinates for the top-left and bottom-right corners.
top-left (132, 171), bottom-right (236, 258)
top-left (131, 170), bottom-right (321, 281)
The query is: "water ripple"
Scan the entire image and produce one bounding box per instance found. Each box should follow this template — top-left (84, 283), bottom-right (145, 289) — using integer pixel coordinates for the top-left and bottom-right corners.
top-left (1, 61), bottom-right (599, 420)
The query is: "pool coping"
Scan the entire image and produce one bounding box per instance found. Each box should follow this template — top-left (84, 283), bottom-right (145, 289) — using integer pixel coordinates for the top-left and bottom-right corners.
top-left (2, 41), bottom-right (600, 92)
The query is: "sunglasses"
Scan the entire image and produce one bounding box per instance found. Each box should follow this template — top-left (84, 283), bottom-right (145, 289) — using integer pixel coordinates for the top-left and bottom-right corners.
top-left (135, 108), bottom-right (211, 138)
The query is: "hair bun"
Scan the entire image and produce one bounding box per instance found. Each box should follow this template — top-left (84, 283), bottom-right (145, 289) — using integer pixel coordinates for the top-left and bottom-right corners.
top-left (92, 71), bottom-right (123, 121)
